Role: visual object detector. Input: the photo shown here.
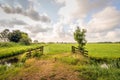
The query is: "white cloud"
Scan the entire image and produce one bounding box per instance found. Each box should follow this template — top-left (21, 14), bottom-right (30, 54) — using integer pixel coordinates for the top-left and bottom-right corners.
top-left (105, 30), bottom-right (120, 41)
top-left (58, 0), bottom-right (88, 23)
top-left (86, 6), bottom-right (120, 42)
top-left (88, 6), bottom-right (120, 32)
top-left (55, 0), bottom-right (65, 4)
top-left (0, 18), bottom-right (27, 27)
top-left (0, 3), bottom-right (51, 23)
top-left (51, 21), bottom-right (75, 42)
top-left (25, 23), bottom-right (52, 34)
top-left (57, 0), bottom-right (111, 23)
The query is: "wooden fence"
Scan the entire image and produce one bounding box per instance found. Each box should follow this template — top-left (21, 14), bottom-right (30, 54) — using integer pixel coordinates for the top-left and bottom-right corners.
top-left (71, 46), bottom-right (79, 53)
top-left (26, 46), bottom-right (44, 57)
top-left (71, 46), bottom-right (88, 56)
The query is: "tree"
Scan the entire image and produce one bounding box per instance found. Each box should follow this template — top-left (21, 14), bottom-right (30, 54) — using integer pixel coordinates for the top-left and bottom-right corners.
top-left (8, 30), bottom-right (31, 45)
top-left (74, 27), bottom-right (87, 54)
top-left (34, 40), bottom-right (39, 43)
top-left (8, 30), bottom-right (22, 42)
top-left (0, 29), bottom-right (10, 42)
top-left (20, 32), bottom-right (31, 45)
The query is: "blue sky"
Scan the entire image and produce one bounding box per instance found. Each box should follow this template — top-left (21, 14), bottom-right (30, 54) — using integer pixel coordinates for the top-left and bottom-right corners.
top-left (0, 0), bottom-right (120, 42)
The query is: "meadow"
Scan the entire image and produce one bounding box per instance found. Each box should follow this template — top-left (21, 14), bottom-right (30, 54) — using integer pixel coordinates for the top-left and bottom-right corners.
top-left (86, 43), bottom-right (120, 58)
top-left (43, 43), bottom-right (120, 58)
top-left (0, 42), bottom-right (120, 80)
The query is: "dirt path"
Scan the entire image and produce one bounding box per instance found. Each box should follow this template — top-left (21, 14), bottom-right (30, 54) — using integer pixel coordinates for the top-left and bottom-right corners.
top-left (12, 58), bottom-right (81, 80)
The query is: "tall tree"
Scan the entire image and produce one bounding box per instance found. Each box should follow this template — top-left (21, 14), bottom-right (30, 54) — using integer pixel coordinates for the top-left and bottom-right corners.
top-left (74, 27), bottom-right (87, 54)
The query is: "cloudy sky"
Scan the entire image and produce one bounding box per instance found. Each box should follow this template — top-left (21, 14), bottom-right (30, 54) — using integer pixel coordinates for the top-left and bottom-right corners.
top-left (0, 0), bottom-right (120, 42)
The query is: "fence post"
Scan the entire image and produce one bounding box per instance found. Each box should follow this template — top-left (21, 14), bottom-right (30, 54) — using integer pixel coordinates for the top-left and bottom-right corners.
top-left (71, 46), bottom-right (75, 53)
top-left (40, 46), bottom-right (44, 54)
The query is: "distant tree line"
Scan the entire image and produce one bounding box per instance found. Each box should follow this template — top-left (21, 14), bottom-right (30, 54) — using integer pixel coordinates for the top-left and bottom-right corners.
top-left (0, 29), bottom-right (31, 45)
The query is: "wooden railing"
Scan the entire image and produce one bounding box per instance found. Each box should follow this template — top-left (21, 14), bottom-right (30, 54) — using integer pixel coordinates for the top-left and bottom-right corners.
top-left (26, 46), bottom-right (44, 57)
top-left (71, 46), bottom-right (88, 56)
top-left (71, 46), bottom-right (79, 53)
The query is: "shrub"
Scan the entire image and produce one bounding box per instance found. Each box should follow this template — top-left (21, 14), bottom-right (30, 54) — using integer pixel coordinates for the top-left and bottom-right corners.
top-left (20, 38), bottom-right (31, 45)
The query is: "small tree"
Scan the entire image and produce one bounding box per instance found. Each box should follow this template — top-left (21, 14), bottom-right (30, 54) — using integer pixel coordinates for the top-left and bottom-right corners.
top-left (74, 27), bottom-right (87, 54)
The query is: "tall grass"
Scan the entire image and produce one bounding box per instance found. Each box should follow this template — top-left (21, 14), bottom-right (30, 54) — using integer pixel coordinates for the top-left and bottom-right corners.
top-left (74, 65), bottom-right (120, 80)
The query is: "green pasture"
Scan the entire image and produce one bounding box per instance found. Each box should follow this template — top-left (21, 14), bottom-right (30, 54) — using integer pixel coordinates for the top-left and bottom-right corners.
top-left (44, 43), bottom-right (75, 54)
top-left (86, 43), bottom-right (120, 58)
top-left (44, 43), bottom-right (120, 58)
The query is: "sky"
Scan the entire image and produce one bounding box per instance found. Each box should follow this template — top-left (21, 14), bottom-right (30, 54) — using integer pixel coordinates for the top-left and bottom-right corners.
top-left (0, 0), bottom-right (120, 42)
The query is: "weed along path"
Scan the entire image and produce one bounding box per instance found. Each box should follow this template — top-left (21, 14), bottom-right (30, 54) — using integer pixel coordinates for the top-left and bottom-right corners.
top-left (12, 57), bottom-right (80, 80)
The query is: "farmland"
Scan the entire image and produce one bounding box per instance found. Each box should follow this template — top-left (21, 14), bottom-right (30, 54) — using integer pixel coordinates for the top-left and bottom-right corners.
top-left (0, 42), bottom-right (120, 80)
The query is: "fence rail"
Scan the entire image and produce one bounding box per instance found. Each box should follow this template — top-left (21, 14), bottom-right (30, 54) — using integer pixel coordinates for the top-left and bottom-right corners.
top-left (71, 46), bottom-right (88, 57)
top-left (26, 46), bottom-right (44, 57)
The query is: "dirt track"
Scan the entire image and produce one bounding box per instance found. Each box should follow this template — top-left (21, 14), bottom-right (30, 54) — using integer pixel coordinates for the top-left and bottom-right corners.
top-left (12, 59), bottom-right (81, 80)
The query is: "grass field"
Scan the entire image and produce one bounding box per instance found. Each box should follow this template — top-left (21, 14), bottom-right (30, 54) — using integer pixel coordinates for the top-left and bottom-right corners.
top-left (43, 43), bottom-right (120, 58)
top-left (0, 42), bottom-right (120, 80)
top-left (86, 43), bottom-right (120, 58)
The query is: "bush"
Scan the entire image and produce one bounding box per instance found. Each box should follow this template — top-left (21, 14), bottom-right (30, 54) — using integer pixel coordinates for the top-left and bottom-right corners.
top-left (20, 38), bottom-right (31, 45)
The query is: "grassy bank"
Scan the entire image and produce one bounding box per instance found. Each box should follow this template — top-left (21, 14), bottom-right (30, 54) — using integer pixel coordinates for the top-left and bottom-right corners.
top-left (0, 42), bottom-right (42, 59)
